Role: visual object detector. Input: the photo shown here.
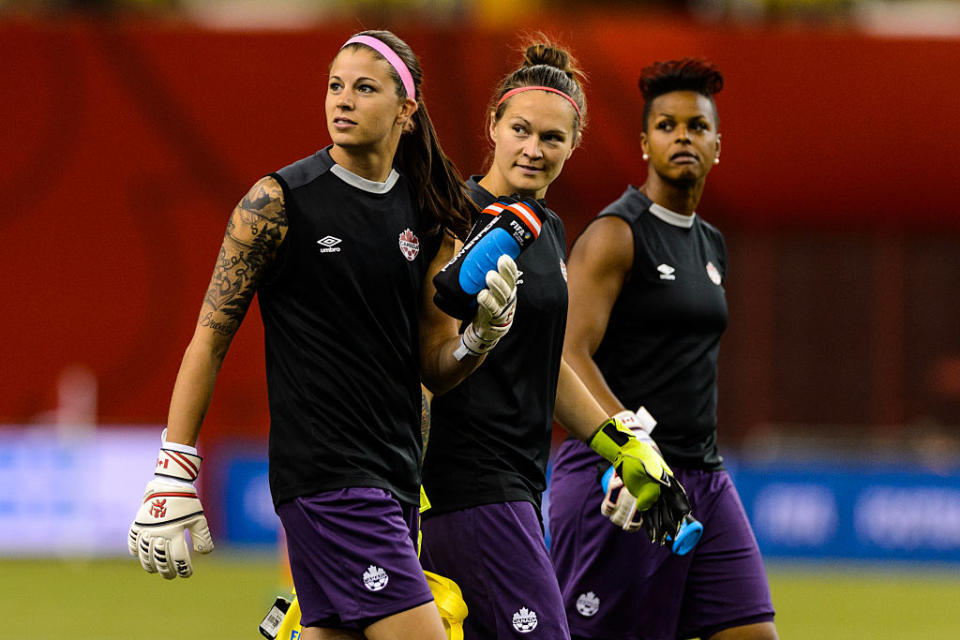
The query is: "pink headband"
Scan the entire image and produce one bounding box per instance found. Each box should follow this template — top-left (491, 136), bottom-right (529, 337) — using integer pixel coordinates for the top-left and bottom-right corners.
top-left (342, 35), bottom-right (416, 100)
top-left (497, 86), bottom-right (582, 121)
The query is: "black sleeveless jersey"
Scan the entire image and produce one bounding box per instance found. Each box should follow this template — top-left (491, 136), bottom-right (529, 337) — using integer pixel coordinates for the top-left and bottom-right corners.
top-left (421, 177), bottom-right (569, 516)
top-left (259, 146), bottom-right (442, 508)
top-left (585, 186), bottom-right (728, 469)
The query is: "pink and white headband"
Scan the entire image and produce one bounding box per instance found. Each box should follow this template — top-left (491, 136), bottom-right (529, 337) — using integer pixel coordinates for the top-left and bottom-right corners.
top-left (341, 35), bottom-right (416, 100)
top-left (497, 85), bottom-right (581, 121)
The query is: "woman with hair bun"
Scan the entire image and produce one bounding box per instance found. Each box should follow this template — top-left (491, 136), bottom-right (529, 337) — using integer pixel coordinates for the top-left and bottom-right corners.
top-left (419, 40), bottom-right (685, 640)
top-left (550, 58), bottom-right (779, 640)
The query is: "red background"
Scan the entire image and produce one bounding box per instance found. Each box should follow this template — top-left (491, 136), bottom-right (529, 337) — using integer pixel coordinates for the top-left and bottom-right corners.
top-left (3, 15), bottom-right (959, 447)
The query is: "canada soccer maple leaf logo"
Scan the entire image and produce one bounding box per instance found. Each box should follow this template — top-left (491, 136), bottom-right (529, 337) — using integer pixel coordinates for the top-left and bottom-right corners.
top-left (512, 607), bottom-right (538, 633)
top-left (576, 591), bottom-right (600, 617)
top-left (362, 565), bottom-right (389, 591)
top-left (398, 228), bottom-right (419, 261)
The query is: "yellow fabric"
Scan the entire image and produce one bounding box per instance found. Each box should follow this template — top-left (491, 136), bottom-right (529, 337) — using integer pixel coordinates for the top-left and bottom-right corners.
top-left (275, 581), bottom-right (466, 640)
top-left (418, 485), bottom-right (431, 554)
top-left (274, 590), bottom-right (301, 640)
top-left (271, 488), bottom-right (467, 640)
top-left (419, 486), bottom-right (468, 638)
top-left (419, 485), bottom-right (432, 514)
top-left (425, 570), bottom-right (468, 640)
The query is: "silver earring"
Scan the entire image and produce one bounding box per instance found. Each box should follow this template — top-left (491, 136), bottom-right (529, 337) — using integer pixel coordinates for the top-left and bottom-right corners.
top-left (642, 153), bottom-right (649, 161)
top-left (713, 157), bottom-right (720, 165)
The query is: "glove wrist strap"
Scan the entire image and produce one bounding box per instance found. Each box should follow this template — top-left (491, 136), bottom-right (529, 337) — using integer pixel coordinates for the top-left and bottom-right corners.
top-left (156, 447), bottom-right (202, 483)
top-left (613, 410), bottom-right (660, 452)
top-left (588, 418), bottom-right (633, 465)
top-left (454, 323), bottom-right (497, 361)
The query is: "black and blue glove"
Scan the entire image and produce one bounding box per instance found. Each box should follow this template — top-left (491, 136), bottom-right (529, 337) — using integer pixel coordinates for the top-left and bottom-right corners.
top-left (433, 195), bottom-right (544, 320)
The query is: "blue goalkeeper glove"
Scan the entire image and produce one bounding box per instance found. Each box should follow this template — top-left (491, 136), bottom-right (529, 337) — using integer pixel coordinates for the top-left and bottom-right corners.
top-left (433, 195), bottom-right (543, 320)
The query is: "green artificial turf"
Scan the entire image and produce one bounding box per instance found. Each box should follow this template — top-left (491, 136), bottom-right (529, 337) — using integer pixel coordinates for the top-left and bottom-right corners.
top-left (3, 556), bottom-right (960, 639)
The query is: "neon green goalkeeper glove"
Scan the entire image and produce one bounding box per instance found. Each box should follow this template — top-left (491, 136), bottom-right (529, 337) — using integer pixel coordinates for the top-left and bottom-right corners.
top-left (596, 410), bottom-right (693, 544)
top-left (588, 413), bottom-right (673, 514)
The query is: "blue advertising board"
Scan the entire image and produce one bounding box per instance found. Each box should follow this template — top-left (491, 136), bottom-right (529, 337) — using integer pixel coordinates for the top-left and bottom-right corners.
top-left (542, 460), bottom-right (960, 562)
top-left (218, 450), bottom-right (960, 563)
top-left (221, 455), bottom-right (278, 545)
top-left (732, 464), bottom-right (960, 561)
top-left (0, 426), bottom-right (159, 556)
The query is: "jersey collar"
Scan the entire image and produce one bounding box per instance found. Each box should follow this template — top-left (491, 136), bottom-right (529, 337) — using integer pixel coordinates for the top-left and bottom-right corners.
top-left (330, 163), bottom-right (400, 194)
top-left (649, 202), bottom-right (695, 229)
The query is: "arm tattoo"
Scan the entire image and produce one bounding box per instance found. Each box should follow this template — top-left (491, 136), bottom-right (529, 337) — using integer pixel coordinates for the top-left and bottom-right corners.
top-left (420, 388), bottom-right (431, 464)
top-left (200, 177), bottom-right (288, 336)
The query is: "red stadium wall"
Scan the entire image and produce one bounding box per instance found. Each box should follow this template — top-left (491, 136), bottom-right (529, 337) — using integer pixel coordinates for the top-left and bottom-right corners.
top-left (3, 15), bottom-right (959, 444)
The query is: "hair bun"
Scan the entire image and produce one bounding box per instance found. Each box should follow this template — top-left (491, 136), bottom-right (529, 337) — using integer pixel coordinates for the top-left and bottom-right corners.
top-left (523, 43), bottom-right (572, 77)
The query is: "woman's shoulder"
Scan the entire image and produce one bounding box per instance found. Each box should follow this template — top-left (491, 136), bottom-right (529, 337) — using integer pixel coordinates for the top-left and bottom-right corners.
top-left (272, 147), bottom-right (335, 190)
top-left (598, 185), bottom-right (651, 223)
top-left (694, 214), bottom-right (726, 246)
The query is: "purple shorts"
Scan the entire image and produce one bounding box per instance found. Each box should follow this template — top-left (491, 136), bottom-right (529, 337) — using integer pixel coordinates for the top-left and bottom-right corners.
top-left (549, 444), bottom-right (775, 640)
top-left (276, 487), bottom-right (434, 630)
top-left (420, 501), bottom-right (571, 639)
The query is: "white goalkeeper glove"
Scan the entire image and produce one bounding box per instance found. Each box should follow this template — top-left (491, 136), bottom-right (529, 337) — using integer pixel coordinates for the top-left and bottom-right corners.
top-left (454, 254), bottom-right (518, 360)
top-left (600, 468), bottom-right (643, 532)
top-left (128, 430), bottom-right (214, 579)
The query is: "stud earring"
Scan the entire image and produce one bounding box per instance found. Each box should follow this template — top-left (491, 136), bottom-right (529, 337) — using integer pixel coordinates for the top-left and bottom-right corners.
top-left (642, 153), bottom-right (649, 161)
top-left (713, 157), bottom-right (720, 165)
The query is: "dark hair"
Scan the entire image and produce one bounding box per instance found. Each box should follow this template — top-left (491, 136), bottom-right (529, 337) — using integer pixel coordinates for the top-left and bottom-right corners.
top-left (638, 58), bottom-right (724, 132)
top-left (489, 37), bottom-right (588, 134)
top-left (340, 30), bottom-right (473, 238)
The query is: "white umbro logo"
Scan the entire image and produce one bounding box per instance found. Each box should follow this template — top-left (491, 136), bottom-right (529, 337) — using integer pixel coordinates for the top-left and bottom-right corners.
top-left (657, 264), bottom-right (676, 280)
top-left (317, 236), bottom-right (342, 253)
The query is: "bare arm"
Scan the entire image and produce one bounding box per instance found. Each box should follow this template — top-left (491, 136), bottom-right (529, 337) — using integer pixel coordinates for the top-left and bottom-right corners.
top-left (419, 231), bottom-right (488, 395)
top-left (561, 224), bottom-right (694, 534)
top-left (165, 176), bottom-right (287, 446)
top-left (562, 216), bottom-right (635, 416)
top-left (554, 357), bottom-right (611, 441)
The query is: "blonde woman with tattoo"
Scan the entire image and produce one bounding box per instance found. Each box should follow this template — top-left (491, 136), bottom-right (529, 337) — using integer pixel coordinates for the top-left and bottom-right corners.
top-left (127, 30), bottom-right (519, 640)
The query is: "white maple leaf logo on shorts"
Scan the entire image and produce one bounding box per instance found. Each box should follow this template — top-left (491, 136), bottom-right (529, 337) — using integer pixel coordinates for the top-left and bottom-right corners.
top-left (576, 591), bottom-right (600, 617)
top-left (362, 565), bottom-right (389, 591)
top-left (512, 606), bottom-right (538, 633)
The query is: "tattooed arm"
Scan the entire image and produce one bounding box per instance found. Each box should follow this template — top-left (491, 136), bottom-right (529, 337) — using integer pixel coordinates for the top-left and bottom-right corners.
top-left (164, 177), bottom-right (287, 446)
top-left (420, 385), bottom-right (432, 464)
